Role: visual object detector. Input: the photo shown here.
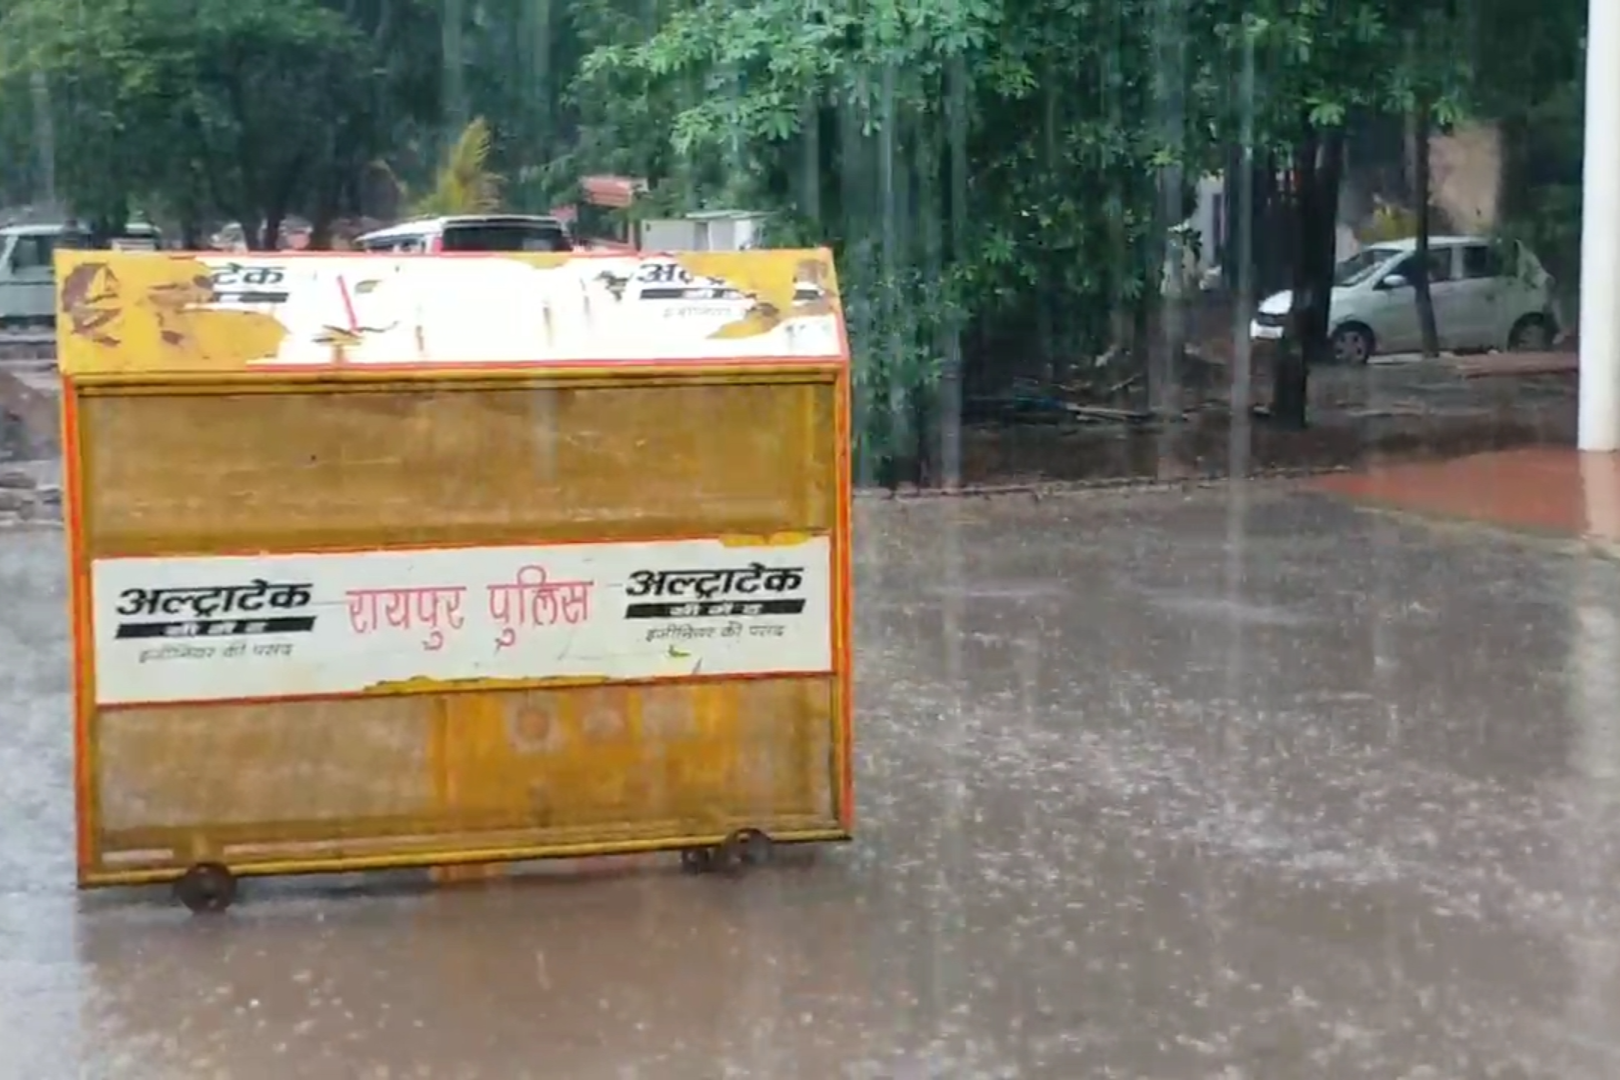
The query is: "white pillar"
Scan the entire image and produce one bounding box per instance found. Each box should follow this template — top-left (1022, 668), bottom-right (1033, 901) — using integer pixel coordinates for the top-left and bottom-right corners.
top-left (1579, 0), bottom-right (1620, 450)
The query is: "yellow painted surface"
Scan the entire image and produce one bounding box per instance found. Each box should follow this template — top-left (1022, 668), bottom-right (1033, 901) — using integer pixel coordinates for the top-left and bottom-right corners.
top-left (66, 251), bottom-right (852, 883)
top-left (57, 255), bottom-right (290, 373)
top-left (73, 377), bottom-right (849, 877)
top-left (80, 378), bottom-right (837, 557)
top-left (92, 676), bottom-right (838, 875)
top-left (716, 531), bottom-right (815, 548)
top-left (673, 250), bottom-right (840, 339)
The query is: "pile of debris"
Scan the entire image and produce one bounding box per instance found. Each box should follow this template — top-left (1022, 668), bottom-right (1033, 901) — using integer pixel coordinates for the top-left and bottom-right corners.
top-left (0, 331), bottom-right (54, 362)
top-left (0, 367), bottom-right (60, 460)
top-left (1448, 351), bottom-right (1577, 379)
top-left (0, 467), bottom-right (59, 525)
top-left (962, 346), bottom-right (1231, 427)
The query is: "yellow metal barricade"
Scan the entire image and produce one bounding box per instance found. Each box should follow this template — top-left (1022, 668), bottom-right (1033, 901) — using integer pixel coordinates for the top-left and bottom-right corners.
top-left (58, 247), bottom-right (853, 909)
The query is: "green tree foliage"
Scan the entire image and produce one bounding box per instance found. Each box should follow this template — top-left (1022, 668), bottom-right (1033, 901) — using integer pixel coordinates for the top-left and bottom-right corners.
top-left (0, 69), bottom-right (46, 209)
top-left (580, 0), bottom-right (1192, 473)
top-left (1208, 2), bottom-right (1468, 422)
top-left (1472, 0), bottom-right (1586, 303)
top-left (0, 0), bottom-right (1588, 455)
top-left (411, 116), bottom-right (504, 215)
top-left (578, 0), bottom-right (1509, 438)
top-left (0, 0), bottom-right (441, 245)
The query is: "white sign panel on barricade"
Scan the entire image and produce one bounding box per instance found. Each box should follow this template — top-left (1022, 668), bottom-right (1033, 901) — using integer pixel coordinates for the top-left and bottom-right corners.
top-left (197, 254), bottom-right (843, 365)
top-left (90, 536), bottom-right (833, 706)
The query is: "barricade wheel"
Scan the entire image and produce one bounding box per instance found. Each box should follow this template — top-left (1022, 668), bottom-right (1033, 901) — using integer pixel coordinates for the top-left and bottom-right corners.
top-left (729, 828), bottom-right (774, 867)
top-left (680, 847), bottom-right (717, 873)
top-left (175, 862), bottom-right (237, 913)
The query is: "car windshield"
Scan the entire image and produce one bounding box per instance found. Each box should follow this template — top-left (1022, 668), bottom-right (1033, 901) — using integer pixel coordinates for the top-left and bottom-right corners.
top-left (440, 221), bottom-right (571, 252)
top-left (1333, 247), bottom-right (1400, 287)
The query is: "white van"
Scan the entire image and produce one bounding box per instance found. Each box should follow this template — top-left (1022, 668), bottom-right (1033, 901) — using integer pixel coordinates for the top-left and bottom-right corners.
top-left (355, 215), bottom-right (573, 254)
top-left (0, 221), bottom-right (163, 327)
top-left (1249, 235), bottom-right (1558, 363)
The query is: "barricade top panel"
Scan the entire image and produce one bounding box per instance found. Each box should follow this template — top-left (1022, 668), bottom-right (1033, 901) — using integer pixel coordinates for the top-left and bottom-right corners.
top-left (54, 248), bottom-right (846, 377)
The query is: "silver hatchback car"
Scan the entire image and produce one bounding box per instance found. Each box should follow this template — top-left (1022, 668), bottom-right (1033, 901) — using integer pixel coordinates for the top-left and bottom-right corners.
top-left (1250, 235), bottom-right (1558, 363)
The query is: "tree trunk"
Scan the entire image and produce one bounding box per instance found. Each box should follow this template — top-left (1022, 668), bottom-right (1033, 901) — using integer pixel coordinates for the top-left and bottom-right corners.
top-left (1255, 158), bottom-right (1289, 295)
top-left (1273, 140), bottom-right (1317, 427)
top-left (308, 142), bottom-right (347, 250)
top-left (1218, 143), bottom-right (1239, 282)
top-left (1149, 0), bottom-right (1187, 418)
top-left (309, 213), bottom-right (336, 251)
top-left (1303, 129), bottom-right (1345, 363)
top-left (29, 71), bottom-right (56, 208)
top-left (442, 0), bottom-right (468, 149)
top-left (1272, 124), bottom-right (1346, 428)
top-left (259, 211), bottom-right (284, 252)
top-left (940, 54), bottom-right (968, 486)
top-left (1412, 100), bottom-right (1440, 358)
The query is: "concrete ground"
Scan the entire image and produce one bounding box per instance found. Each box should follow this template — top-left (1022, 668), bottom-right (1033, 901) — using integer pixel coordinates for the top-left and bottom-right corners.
top-left (4, 486), bottom-right (1620, 1078)
top-left (958, 359), bottom-right (1574, 486)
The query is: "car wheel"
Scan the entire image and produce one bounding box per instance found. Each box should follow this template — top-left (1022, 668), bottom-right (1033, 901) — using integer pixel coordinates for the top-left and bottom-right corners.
top-left (1331, 324), bottom-right (1375, 365)
top-left (1508, 313), bottom-right (1553, 352)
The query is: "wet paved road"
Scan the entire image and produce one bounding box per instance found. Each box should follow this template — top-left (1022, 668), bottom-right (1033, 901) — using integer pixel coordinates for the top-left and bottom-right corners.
top-left (4, 486), bottom-right (1620, 1078)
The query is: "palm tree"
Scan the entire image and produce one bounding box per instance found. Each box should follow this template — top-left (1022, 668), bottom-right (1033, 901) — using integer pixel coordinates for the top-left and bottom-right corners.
top-left (411, 117), bottom-right (502, 216)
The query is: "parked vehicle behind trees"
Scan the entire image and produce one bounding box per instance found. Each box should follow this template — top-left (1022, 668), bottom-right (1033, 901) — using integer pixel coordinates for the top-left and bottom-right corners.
top-left (355, 215), bottom-right (572, 254)
top-left (0, 220), bottom-right (162, 327)
top-left (1249, 236), bottom-right (1558, 363)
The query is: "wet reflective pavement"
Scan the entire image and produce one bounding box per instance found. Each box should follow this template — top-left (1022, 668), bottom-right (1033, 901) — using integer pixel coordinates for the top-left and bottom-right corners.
top-left (4, 485), bottom-right (1620, 1078)
top-left (1312, 447), bottom-right (1620, 546)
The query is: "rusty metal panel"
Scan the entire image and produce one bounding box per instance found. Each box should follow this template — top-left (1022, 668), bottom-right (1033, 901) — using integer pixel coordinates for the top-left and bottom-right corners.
top-left (93, 677), bottom-right (837, 877)
top-left (60, 249), bottom-right (853, 894)
top-left (80, 379), bottom-right (837, 557)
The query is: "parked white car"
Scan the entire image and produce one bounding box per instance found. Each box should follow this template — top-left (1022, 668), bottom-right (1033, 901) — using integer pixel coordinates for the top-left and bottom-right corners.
top-left (1248, 235), bottom-right (1558, 363)
top-left (0, 221), bottom-right (163, 328)
top-left (355, 214), bottom-right (572, 254)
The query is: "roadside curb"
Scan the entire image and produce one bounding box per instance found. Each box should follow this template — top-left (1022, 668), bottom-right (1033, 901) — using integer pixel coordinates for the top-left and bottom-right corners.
top-left (858, 464), bottom-right (1353, 502)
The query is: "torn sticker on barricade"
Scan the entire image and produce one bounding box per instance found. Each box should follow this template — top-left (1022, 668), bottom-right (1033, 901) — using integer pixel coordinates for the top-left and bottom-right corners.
top-left (55, 248), bottom-right (845, 374)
